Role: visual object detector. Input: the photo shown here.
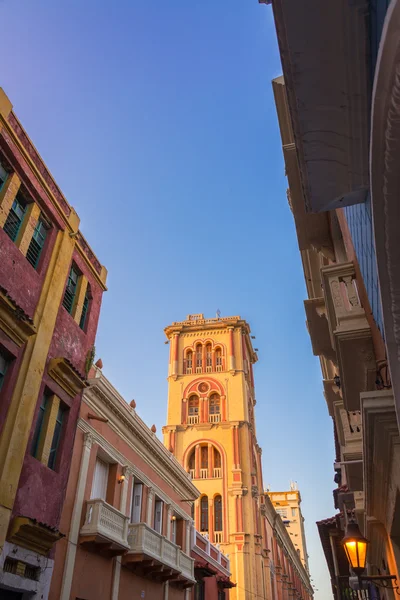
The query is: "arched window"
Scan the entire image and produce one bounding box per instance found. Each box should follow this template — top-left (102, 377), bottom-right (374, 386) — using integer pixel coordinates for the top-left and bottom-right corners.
top-left (209, 394), bottom-right (221, 423)
top-left (188, 395), bottom-right (199, 424)
top-left (196, 344), bottom-right (203, 373)
top-left (214, 495), bottom-right (223, 534)
top-left (206, 343), bottom-right (212, 372)
top-left (215, 347), bottom-right (223, 371)
top-left (186, 350), bottom-right (193, 374)
top-left (214, 448), bottom-right (221, 468)
top-left (200, 496), bottom-right (209, 532)
top-left (188, 450), bottom-right (195, 472)
top-left (201, 446), bottom-right (208, 469)
top-left (213, 448), bottom-right (222, 478)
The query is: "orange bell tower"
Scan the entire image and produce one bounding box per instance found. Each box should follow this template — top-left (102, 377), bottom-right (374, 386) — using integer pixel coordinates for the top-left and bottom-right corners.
top-left (163, 314), bottom-right (269, 599)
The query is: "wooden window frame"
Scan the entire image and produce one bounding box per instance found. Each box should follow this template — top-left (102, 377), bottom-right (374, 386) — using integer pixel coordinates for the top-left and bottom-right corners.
top-left (130, 479), bottom-right (144, 524)
top-left (0, 349), bottom-right (9, 391)
top-left (26, 218), bottom-right (48, 270)
top-left (214, 495), bottom-right (223, 532)
top-left (31, 393), bottom-right (67, 471)
top-left (200, 496), bottom-right (208, 532)
top-left (188, 395), bottom-right (199, 416)
top-left (63, 264), bottom-right (80, 314)
top-left (3, 193), bottom-right (26, 242)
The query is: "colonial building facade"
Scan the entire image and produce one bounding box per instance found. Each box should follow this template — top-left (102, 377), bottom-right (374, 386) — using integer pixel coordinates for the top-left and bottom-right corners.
top-left (270, 43), bottom-right (400, 596)
top-left (50, 365), bottom-right (232, 600)
top-left (268, 484), bottom-right (310, 574)
top-left (163, 314), bottom-right (313, 600)
top-left (0, 88), bottom-right (107, 599)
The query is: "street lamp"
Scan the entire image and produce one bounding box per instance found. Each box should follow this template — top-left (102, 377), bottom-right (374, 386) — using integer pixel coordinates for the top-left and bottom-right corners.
top-left (342, 522), bottom-right (368, 576)
top-left (342, 521), bottom-right (400, 594)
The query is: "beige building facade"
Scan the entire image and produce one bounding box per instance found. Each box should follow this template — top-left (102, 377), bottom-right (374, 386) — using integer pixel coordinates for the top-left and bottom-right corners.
top-left (268, 485), bottom-right (309, 574)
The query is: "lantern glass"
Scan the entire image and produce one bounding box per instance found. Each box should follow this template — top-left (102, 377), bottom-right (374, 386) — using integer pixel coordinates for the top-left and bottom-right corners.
top-left (342, 523), bottom-right (368, 574)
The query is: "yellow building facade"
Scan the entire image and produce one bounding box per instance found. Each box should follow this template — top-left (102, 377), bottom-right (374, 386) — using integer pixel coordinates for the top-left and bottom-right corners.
top-left (267, 486), bottom-right (309, 574)
top-left (163, 314), bottom-right (274, 600)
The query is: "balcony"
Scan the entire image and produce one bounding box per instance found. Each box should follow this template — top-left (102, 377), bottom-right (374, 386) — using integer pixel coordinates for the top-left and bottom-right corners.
top-left (336, 408), bottom-right (363, 492)
top-left (188, 415), bottom-right (199, 425)
top-left (323, 378), bottom-right (342, 417)
top-left (304, 297), bottom-right (336, 362)
top-left (209, 414), bottom-right (220, 424)
top-left (213, 467), bottom-right (222, 478)
top-left (123, 522), bottom-right (195, 586)
top-left (322, 262), bottom-right (375, 410)
top-left (214, 531), bottom-right (223, 544)
top-left (79, 499), bottom-right (129, 556)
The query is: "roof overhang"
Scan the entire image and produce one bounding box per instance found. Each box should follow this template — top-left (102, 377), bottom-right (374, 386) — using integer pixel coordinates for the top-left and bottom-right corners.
top-left (270, 0), bottom-right (371, 213)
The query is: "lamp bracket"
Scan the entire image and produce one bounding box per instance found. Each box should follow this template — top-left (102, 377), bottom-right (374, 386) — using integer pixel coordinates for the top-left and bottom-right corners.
top-left (362, 575), bottom-right (400, 595)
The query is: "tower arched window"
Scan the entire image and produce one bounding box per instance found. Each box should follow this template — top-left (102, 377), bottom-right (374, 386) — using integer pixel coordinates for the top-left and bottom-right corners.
top-left (186, 350), bottom-right (193, 374)
top-left (213, 448), bottom-right (222, 478)
top-left (206, 343), bottom-right (212, 372)
top-left (195, 344), bottom-right (203, 373)
top-left (215, 347), bottom-right (223, 372)
top-left (214, 495), bottom-right (223, 538)
top-left (200, 446), bottom-right (208, 478)
top-left (200, 496), bottom-right (209, 532)
top-left (188, 450), bottom-right (195, 478)
top-left (209, 394), bottom-right (221, 423)
top-left (188, 395), bottom-right (199, 425)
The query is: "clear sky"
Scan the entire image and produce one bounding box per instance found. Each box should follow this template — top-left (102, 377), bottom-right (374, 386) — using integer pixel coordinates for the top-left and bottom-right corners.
top-left (2, 1), bottom-right (335, 597)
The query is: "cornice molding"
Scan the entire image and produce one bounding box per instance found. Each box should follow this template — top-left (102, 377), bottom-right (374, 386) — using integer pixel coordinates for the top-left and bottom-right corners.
top-left (83, 371), bottom-right (199, 501)
top-left (78, 418), bottom-right (195, 522)
top-left (0, 289), bottom-right (36, 346)
top-left (48, 357), bottom-right (86, 397)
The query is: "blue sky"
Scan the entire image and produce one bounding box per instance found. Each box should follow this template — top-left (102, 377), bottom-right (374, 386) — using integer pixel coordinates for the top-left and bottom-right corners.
top-left (2, 1), bottom-right (334, 596)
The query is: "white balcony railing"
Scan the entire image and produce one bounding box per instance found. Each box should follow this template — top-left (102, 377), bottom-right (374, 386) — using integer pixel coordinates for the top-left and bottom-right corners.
top-left (216, 364), bottom-right (223, 372)
top-left (340, 409), bottom-right (362, 445)
top-left (214, 531), bottom-right (223, 544)
top-left (186, 367), bottom-right (192, 375)
top-left (200, 468), bottom-right (208, 479)
top-left (206, 365), bottom-right (212, 373)
top-left (322, 262), bottom-right (375, 410)
top-left (189, 469), bottom-right (195, 479)
top-left (179, 550), bottom-right (195, 580)
top-left (126, 522), bottom-right (195, 582)
top-left (193, 528), bottom-right (231, 576)
top-left (188, 415), bottom-right (199, 425)
top-left (127, 522), bottom-right (179, 569)
top-left (196, 367), bottom-right (202, 374)
top-left (209, 413), bottom-right (221, 424)
top-left (213, 467), bottom-right (222, 478)
top-left (80, 499), bottom-right (129, 549)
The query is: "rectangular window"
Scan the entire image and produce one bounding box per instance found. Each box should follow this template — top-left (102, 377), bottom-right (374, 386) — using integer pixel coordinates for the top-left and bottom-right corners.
top-left (31, 394), bottom-right (48, 458)
top-left (26, 219), bottom-right (48, 269)
top-left (62, 265), bottom-right (79, 314)
top-left (0, 350), bottom-right (9, 391)
top-left (91, 457), bottom-right (109, 500)
top-left (130, 480), bottom-right (143, 523)
top-left (195, 580), bottom-right (205, 600)
top-left (171, 517), bottom-right (177, 544)
top-left (3, 194), bottom-right (26, 242)
top-left (0, 160), bottom-right (8, 190)
top-left (79, 285), bottom-right (91, 330)
top-left (275, 508), bottom-right (287, 519)
top-left (154, 499), bottom-right (163, 534)
top-left (48, 404), bottom-right (65, 470)
top-left (291, 507), bottom-right (296, 517)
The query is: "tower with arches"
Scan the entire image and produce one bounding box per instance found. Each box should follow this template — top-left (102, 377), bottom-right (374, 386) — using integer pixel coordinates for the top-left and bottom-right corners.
top-left (163, 314), bottom-right (268, 600)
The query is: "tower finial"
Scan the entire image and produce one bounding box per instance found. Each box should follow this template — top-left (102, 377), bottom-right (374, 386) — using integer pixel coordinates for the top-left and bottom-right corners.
top-left (216, 308), bottom-right (221, 318)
